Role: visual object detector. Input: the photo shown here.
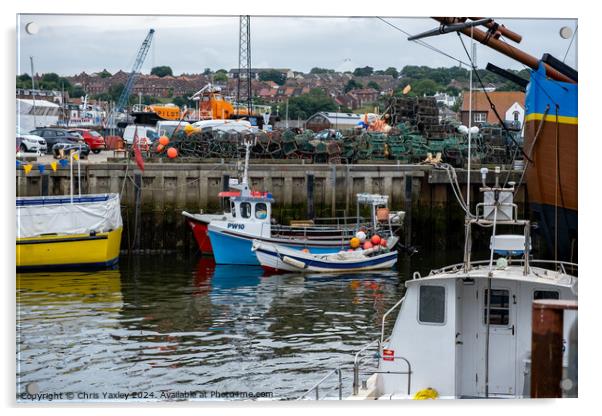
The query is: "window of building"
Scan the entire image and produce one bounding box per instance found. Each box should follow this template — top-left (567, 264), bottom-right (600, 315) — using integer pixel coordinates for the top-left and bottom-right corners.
top-left (483, 289), bottom-right (510, 325)
top-left (534, 290), bottom-right (559, 300)
top-left (419, 285), bottom-right (446, 324)
top-left (513, 111), bottom-right (520, 121)
top-left (231, 201), bottom-right (236, 218)
top-left (240, 202), bottom-right (251, 219)
top-left (473, 112), bottom-right (487, 123)
top-left (255, 202), bottom-right (268, 220)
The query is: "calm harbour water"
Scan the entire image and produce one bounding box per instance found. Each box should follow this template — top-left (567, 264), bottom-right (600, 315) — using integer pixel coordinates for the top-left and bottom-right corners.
top-left (16, 250), bottom-right (461, 402)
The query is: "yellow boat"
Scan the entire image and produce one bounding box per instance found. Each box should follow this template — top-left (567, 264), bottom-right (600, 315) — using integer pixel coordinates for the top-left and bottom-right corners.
top-left (16, 194), bottom-right (123, 271)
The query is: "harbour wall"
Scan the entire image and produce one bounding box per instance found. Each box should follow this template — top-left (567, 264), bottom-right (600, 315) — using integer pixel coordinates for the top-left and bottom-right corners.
top-left (16, 161), bottom-right (527, 254)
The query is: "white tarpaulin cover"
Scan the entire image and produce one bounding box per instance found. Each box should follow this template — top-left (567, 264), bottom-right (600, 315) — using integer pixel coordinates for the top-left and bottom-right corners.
top-left (16, 193), bottom-right (122, 239)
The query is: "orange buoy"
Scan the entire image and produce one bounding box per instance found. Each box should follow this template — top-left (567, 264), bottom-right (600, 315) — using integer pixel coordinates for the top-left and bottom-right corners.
top-left (156, 144), bottom-right (165, 152)
top-left (350, 237), bottom-right (360, 249)
top-left (167, 147), bottom-right (178, 158)
top-left (159, 136), bottom-right (170, 146)
top-left (363, 241), bottom-right (373, 250)
top-left (380, 239), bottom-right (387, 247)
top-left (371, 235), bottom-right (381, 245)
top-left (302, 248), bottom-right (309, 253)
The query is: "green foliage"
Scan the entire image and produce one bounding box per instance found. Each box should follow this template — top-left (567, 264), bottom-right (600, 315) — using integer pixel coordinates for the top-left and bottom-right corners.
top-left (310, 67), bottom-right (335, 74)
top-left (213, 72), bottom-right (228, 83)
top-left (29, 73), bottom-right (73, 92)
top-left (172, 96), bottom-right (187, 107)
top-left (353, 66), bottom-right (374, 77)
top-left (94, 83), bottom-right (125, 102)
top-left (384, 67), bottom-right (399, 78)
top-left (215, 69), bottom-right (227, 75)
top-left (259, 69), bottom-right (286, 85)
top-left (451, 95), bottom-right (462, 112)
top-left (344, 79), bottom-right (363, 93)
top-left (16, 74), bottom-right (32, 89)
top-left (98, 69), bottom-right (112, 78)
top-left (367, 81), bottom-right (381, 91)
top-left (287, 88), bottom-right (337, 120)
top-left (71, 87), bottom-right (86, 98)
top-left (150, 66), bottom-right (173, 77)
top-left (202, 68), bottom-right (212, 75)
top-left (399, 65), bottom-right (528, 93)
top-left (410, 79), bottom-right (440, 96)
top-left (172, 92), bottom-right (196, 107)
top-left (445, 86), bottom-right (461, 96)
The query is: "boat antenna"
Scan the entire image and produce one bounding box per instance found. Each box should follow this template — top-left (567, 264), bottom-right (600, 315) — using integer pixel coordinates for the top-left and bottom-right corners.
top-left (242, 135), bottom-right (254, 187)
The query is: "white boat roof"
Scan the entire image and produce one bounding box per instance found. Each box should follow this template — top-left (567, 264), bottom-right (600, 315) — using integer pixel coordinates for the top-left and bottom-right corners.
top-left (407, 263), bottom-right (577, 290)
top-left (356, 193), bottom-right (388, 204)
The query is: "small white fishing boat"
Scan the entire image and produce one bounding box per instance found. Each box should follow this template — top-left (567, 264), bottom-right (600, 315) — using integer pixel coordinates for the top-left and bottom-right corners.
top-left (299, 167), bottom-right (578, 400)
top-left (251, 237), bottom-right (399, 273)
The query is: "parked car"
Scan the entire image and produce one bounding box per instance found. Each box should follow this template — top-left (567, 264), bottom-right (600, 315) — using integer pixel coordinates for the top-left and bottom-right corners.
top-left (68, 128), bottom-right (106, 154)
top-left (16, 126), bottom-right (47, 153)
top-left (122, 125), bottom-right (159, 147)
top-left (52, 142), bottom-right (91, 159)
top-left (29, 127), bottom-right (85, 153)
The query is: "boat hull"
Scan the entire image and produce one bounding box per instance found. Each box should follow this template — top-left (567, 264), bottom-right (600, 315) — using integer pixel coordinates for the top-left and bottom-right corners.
top-left (183, 212), bottom-right (218, 255)
top-left (253, 242), bottom-right (398, 273)
top-left (208, 229), bottom-right (345, 265)
top-left (16, 228), bottom-right (122, 271)
top-left (523, 63), bottom-right (577, 261)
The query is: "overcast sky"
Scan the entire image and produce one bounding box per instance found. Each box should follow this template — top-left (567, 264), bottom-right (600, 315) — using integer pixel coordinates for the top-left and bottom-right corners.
top-left (16, 14), bottom-right (577, 76)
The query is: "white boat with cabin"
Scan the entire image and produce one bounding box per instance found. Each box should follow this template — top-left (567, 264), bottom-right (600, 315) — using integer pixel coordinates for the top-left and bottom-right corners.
top-left (299, 167), bottom-right (577, 400)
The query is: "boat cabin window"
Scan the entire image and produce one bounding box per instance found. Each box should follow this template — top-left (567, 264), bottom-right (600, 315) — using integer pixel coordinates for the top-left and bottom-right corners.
top-left (240, 202), bottom-right (252, 219)
top-left (231, 201), bottom-right (236, 218)
top-left (255, 202), bottom-right (268, 220)
top-left (483, 289), bottom-right (510, 326)
top-left (418, 285), bottom-right (445, 324)
top-left (533, 290), bottom-right (559, 300)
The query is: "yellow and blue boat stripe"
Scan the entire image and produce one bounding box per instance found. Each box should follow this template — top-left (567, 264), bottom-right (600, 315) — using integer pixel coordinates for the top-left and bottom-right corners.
top-left (524, 63), bottom-right (578, 125)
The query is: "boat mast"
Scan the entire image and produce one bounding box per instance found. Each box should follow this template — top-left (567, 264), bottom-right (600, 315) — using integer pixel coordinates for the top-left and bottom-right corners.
top-left (432, 17), bottom-right (575, 84)
top-left (242, 136), bottom-right (253, 187)
top-left (463, 29), bottom-right (475, 271)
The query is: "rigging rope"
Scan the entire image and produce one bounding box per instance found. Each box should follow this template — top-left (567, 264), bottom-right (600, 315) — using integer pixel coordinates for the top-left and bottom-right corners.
top-left (376, 17), bottom-right (471, 67)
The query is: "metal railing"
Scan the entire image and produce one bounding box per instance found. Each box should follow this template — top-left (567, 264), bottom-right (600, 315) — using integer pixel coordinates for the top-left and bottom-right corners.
top-left (352, 338), bottom-right (413, 396)
top-left (297, 367), bottom-right (343, 400)
top-left (381, 296), bottom-right (405, 347)
top-left (427, 259), bottom-right (578, 277)
top-left (353, 339), bottom-right (380, 395)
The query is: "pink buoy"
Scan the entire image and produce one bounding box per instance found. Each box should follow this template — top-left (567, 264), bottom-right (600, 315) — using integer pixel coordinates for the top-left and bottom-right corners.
top-left (363, 241), bottom-right (373, 250)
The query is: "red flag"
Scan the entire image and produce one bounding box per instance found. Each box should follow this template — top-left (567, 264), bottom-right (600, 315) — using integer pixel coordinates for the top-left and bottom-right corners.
top-left (133, 126), bottom-right (145, 171)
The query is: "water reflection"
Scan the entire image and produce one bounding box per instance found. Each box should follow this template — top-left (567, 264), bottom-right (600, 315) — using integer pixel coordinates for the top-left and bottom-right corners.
top-left (17, 253), bottom-right (444, 400)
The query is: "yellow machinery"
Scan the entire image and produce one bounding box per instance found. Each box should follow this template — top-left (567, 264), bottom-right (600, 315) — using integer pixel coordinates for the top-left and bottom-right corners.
top-left (190, 83), bottom-right (271, 120)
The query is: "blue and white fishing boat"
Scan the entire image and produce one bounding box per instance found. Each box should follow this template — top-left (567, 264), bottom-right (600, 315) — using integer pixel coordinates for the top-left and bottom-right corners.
top-left (252, 238), bottom-right (399, 273)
